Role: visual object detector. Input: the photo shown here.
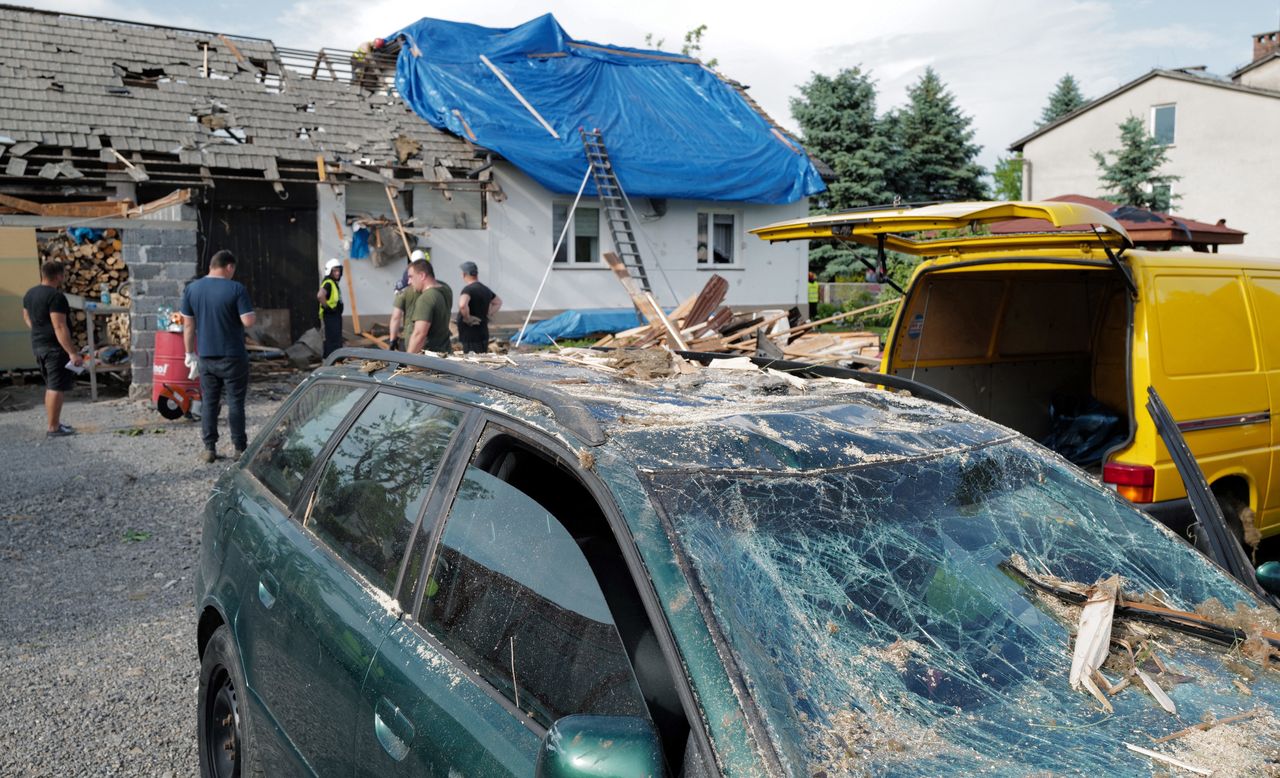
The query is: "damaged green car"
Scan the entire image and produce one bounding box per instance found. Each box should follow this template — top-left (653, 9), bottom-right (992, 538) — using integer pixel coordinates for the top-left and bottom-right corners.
top-left (195, 349), bottom-right (1280, 777)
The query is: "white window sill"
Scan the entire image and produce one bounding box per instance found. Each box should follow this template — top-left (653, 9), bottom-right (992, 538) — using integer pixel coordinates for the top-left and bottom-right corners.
top-left (552, 263), bottom-right (611, 270)
top-left (698, 264), bottom-right (744, 271)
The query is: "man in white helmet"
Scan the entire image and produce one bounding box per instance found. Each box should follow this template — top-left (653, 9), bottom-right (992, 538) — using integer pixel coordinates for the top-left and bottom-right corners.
top-left (316, 258), bottom-right (344, 358)
top-left (388, 248), bottom-right (428, 351)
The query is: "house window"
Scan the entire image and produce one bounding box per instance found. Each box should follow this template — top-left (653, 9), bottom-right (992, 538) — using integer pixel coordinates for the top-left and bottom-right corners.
top-left (552, 204), bottom-right (601, 263)
top-left (697, 212), bottom-right (737, 265)
top-left (1152, 104), bottom-right (1176, 145)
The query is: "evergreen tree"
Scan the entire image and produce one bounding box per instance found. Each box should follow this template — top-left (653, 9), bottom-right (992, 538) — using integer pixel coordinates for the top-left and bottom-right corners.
top-left (1093, 116), bottom-right (1180, 211)
top-left (993, 153), bottom-right (1023, 200)
top-left (892, 67), bottom-right (987, 202)
top-left (1040, 74), bottom-right (1086, 126)
top-left (791, 67), bottom-right (894, 279)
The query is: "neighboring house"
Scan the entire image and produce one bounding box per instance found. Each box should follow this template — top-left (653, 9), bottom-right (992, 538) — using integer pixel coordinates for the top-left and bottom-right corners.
top-left (991, 194), bottom-right (1245, 252)
top-left (1009, 30), bottom-right (1280, 258)
top-left (0, 7), bottom-right (824, 389)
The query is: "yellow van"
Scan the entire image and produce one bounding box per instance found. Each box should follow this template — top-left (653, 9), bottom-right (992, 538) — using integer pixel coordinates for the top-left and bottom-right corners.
top-left (752, 201), bottom-right (1280, 546)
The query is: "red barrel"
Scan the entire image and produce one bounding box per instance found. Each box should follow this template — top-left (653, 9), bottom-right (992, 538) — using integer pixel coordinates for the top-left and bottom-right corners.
top-left (152, 330), bottom-right (199, 405)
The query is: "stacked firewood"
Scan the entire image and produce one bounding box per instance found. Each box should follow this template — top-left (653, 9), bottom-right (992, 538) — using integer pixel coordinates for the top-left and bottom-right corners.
top-left (40, 229), bottom-right (132, 350)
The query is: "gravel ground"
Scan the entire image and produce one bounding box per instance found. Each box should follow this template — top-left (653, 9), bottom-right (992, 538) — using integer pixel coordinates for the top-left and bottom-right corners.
top-left (0, 372), bottom-right (298, 777)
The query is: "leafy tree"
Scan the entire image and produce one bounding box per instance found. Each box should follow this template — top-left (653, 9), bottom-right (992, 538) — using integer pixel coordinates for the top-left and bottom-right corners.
top-left (993, 153), bottom-right (1023, 200)
top-left (891, 67), bottom-right (987, 202)
top-left (790, 66), bottom-right (895, 278)
top-left (1093, 115), bottom-right (1180, 211)
top-left (1040, 74), bottom-right (1086, 126)
top-left (644, 25), bottom-right (717, 68)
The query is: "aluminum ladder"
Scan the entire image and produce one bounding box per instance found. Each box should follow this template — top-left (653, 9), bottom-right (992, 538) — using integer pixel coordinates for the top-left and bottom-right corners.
top-left (580, 128), bottom-right (651, 294)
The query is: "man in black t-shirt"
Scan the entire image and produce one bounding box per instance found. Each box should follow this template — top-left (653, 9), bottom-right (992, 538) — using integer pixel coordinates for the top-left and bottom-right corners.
top-left (22, 260), bottom-right (84, 437)
top-left (456, 261), bottom-right (501, 354)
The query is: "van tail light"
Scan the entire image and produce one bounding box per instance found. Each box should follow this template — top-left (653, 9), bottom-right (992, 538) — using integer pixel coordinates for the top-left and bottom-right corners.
top-left (1103, 462), bottom-right (1155, 504)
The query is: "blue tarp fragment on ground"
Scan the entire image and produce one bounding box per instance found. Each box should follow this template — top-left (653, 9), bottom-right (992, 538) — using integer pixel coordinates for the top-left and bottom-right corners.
top-left (387, 14), bottom-right (825, 204)
top-left (511, 308), bottom-right (646, 346)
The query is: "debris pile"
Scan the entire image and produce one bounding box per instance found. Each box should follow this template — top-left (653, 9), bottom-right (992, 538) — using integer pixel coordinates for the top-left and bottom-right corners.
top-left (590, 255), bottom-right (893, 367)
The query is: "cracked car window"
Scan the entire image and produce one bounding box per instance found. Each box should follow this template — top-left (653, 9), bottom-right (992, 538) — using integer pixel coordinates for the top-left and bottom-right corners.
top-left (644, 439), bottom-right (1278, 775)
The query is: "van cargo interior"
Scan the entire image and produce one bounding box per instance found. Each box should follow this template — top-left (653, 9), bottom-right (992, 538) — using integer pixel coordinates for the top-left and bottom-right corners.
top-left (887, 267), bottom-right (1130, 466)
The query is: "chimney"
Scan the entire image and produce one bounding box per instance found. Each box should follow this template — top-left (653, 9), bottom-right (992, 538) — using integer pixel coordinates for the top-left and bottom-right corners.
top-left (1254, 30), bottom-right (1280, 61)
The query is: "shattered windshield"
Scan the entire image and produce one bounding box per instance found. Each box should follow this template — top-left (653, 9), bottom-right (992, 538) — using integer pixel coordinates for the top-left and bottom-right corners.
top-left (645, 439), bottom-right (1280, 775)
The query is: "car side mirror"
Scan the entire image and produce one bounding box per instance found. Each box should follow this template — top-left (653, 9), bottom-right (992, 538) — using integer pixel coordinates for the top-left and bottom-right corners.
top-left (1258, 561), bottom-right (1280, 596)
top-left (535, 715), bottom-right (663, 778)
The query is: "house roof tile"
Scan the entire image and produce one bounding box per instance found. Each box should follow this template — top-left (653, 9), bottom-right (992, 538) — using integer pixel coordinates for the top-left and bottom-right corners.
top-left (0, 3), bottom-right (480, 175)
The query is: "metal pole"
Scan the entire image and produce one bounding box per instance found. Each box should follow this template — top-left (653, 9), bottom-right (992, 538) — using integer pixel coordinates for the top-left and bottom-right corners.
top-left (515, 166), bottom-right (592, 347)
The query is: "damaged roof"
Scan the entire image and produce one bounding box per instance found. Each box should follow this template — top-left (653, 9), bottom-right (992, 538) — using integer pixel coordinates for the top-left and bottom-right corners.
top-left (0, 3), bottom-right (480, 175)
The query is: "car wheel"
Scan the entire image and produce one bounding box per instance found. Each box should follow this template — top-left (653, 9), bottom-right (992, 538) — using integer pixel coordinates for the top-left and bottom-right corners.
top-left (199, 624), bottom-right (252, 778)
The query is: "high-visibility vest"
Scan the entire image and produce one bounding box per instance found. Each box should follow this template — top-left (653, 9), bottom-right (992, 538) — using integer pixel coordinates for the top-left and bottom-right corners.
top-left (319, 277), bottom-right (341, 317)
top-left (808, 281), bottom-right (819, 304)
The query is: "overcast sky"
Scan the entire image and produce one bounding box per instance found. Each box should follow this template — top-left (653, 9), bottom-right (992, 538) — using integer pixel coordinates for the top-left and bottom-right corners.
top-left (24, 0), bottom-right (1280, 172)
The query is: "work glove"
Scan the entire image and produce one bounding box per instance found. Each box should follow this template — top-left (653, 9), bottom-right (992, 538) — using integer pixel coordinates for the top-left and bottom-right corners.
top-left (184, 352), bottom-right (199, 380)
top-left (389, 337), bottom-right (401, 351)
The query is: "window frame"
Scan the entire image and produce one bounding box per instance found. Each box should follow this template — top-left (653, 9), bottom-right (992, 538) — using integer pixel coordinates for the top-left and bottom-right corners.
top-left (1151, 103), bottom-right (1176, 146)
top-left (241, 378), bottom-right (373, 516)
top-left (288, 385), bottom-right (478, 601)
top-left (397, 413), bottom-right (717, 764)
top-left (551, 201), bottom-right (608, 267)
top-left (697, 210), bottom-right (741, 269)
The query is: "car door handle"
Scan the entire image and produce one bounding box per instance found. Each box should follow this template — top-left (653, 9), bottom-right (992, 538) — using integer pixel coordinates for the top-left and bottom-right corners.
top-left (374, 697), bottom-right (414, 762)
top-left (257, 571), bottom-right (278, 610)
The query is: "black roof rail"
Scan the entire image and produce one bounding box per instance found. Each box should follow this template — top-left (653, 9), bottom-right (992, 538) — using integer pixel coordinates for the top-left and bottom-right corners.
top-left (324, 348), bottom-right (606, 446)
top-left (675, 351), bottom-right (971, 412)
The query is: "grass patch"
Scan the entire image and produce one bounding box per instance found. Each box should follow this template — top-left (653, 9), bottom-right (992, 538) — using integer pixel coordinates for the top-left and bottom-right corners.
top-left (122, 529), bottom-right (153, 543)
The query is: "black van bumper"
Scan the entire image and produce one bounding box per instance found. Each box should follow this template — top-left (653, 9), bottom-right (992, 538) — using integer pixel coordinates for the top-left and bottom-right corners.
top-left (1137, 497), bottom-right (1196, 536)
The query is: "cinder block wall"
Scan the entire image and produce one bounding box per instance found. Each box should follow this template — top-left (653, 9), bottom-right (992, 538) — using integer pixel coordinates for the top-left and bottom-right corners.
top-left (124, 205), bottom-right (198, 400)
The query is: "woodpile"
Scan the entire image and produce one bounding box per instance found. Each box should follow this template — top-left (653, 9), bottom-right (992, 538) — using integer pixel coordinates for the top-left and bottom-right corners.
top-left (593, 253), bottom-right (895, 368)
top-left (40, 230), bottom-right (131, 350)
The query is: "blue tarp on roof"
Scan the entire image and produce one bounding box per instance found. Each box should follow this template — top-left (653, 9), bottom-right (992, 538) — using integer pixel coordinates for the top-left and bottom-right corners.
top-left (387, 14), bottom-right (825, 204)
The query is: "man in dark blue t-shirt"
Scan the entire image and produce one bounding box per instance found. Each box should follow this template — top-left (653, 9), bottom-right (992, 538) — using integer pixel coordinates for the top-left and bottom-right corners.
top-left (180, 250), bottom-right (256, 463)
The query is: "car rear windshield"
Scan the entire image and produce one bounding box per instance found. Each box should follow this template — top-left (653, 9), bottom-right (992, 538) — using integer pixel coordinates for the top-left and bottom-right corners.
top-left (644, 440), bottom-right (1276, 775)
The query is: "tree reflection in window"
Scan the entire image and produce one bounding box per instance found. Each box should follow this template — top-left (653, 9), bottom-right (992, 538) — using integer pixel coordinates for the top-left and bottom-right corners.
top-left (308, 393), bottom-right (461, 594)
top-left (249, 383), bottom-right (364, 504)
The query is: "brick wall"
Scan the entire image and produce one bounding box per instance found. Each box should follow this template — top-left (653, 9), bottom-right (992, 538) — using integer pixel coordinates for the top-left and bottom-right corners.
top-left (124, 207), bottom-right (198, 400)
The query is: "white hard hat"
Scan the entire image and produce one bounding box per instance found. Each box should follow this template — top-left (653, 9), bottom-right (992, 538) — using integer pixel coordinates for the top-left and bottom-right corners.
top-left (324, 258), bottom-right (342, 273)
top-left (409, 249), bottom-right (428, 262)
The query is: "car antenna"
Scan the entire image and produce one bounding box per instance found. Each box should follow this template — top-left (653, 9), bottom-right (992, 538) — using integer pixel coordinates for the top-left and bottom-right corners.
top-left (1092, 225), bottom-right (1137, 298)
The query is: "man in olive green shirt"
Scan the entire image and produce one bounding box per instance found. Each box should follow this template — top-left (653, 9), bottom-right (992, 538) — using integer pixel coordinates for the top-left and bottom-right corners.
top-left (405, 258), bottom-right (453, 353)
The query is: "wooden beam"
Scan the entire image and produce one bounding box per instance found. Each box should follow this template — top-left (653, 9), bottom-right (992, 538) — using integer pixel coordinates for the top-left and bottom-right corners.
top-left (384, 185), bottom-right (413, 258)
top-left (343, 258), bottom-right (362, 336)
top-left (479, 54), bottom-right (559, 139)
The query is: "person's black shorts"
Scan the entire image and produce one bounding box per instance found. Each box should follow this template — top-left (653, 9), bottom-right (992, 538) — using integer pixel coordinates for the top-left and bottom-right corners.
top-left (35, 348), bottom-right (75, 392)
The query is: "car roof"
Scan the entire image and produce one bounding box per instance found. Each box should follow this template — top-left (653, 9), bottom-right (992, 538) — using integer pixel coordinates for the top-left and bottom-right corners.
top-left (316, 349), bottom-right (1013, 474)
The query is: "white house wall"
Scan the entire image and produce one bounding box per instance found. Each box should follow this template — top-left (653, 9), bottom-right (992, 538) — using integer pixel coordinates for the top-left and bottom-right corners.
top-left (1020, 75), bottom-right (1280, 257)
top-left (316, 163), bottom-right (811, 320)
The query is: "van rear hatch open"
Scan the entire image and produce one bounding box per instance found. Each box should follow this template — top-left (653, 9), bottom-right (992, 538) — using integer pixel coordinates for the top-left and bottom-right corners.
top-left (751, 201), bottom-right (1135, 468)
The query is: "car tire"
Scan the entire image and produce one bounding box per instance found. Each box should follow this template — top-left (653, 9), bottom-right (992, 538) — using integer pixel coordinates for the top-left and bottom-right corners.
top-left (198, 624), bottom-right (254, 778)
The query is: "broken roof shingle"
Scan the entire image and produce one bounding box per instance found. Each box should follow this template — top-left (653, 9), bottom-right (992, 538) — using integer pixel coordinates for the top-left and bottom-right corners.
top-left (0, 4), bottom-right (480, 174)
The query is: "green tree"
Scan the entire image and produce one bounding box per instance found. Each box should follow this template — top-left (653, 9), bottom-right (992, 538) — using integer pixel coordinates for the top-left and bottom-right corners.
top-left (992, 153), bottom-right (1023, 200)
top-left (1040, 74), bottom-right (1086, 126)
top-left (1093, 115), bottom-right (1180, 211)
top-left (644, 25), bottom-right (717, 68)
top-left (790, 66), bottom-right (895, 279)
top-left (891, 67), bottom-right (987, 202)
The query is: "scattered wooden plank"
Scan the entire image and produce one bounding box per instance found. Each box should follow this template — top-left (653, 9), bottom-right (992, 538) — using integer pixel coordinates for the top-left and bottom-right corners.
top-left (343, 259), bottom-right (362, 336)
top-left (786, 297), bottom-right (902, 339)
top-left (384, 185), bottom-right (413, 257)
top-left (479, 54), bottom-right (560, 139)
top-left (1123, 744), bottom-right (1211, 776)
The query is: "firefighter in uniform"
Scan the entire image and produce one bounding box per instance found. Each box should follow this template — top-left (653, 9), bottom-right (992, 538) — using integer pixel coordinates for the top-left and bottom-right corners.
top-left (317, 258), bottom-right (344, 358)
